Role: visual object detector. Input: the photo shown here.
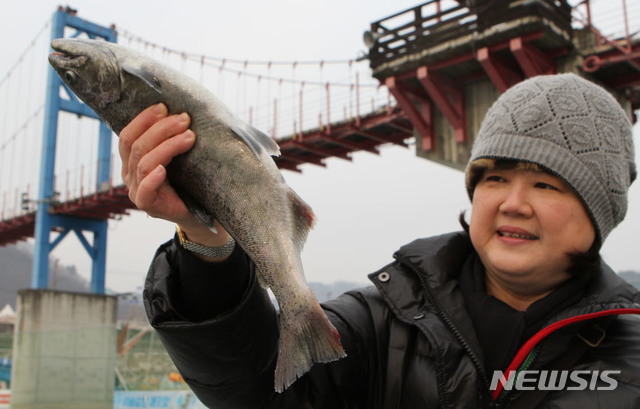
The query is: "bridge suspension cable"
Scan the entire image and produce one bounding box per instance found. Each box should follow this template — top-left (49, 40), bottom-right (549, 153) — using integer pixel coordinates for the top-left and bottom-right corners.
top-left (118, 27), bottom-right (362, 66)
top-left (115, 28), bottom-right (392, 143)
top-left (0, 16), bottom-right (395, 238)
top-left (0, 19), bottom-right (50, 222)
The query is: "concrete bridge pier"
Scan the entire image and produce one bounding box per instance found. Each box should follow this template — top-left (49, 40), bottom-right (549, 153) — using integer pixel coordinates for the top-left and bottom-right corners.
top-left (10, 290), bottom-right (117, 409)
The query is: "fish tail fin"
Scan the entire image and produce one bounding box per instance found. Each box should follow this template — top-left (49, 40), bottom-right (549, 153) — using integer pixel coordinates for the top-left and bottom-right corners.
top-left (274, 295), bottom-right (346, 392)
top-left (288, 189), bottom-right (316, 252)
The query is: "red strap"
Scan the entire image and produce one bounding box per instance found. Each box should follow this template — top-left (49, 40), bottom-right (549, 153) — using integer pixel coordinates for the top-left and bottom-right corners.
top-left (491, 308), bottom-right (640, 400)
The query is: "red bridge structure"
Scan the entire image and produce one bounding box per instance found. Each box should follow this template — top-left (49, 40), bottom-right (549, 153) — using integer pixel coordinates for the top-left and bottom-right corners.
top-left (363, 0), bottom-right (639, 168)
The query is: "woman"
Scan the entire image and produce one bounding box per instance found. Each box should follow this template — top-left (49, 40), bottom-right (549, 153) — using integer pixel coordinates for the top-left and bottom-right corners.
top-left (123, 73), bottom-right (640, 408)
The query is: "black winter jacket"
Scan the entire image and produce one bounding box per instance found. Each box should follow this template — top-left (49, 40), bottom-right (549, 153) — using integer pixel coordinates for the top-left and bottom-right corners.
top-left (144, 232), bottom-right (640, 408)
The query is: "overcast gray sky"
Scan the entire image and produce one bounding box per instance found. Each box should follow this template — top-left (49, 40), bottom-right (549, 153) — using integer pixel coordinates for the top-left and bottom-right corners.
top-left (1, 0), bottom-right (638, 293)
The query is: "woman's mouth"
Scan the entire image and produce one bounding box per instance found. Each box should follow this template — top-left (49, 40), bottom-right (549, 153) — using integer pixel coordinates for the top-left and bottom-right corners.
top-left (497, 227), bottom-right (538, 240)
top-left (497, 231), bottom-right (538, 240)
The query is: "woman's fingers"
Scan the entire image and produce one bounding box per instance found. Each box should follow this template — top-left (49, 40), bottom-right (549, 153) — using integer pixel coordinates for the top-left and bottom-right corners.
top-left (134, 164), bottom-right (189, 220)
top-left (119, 103), bottom-right (168, 178)
top-left (135, 129), bottom-right (195, 186)
top-left (126, 112), bottom-right (190, 184)
top-left (118, 103), bottom-right (191, 183)
top-left (118, 103), bottom-right (197, 223)
top-left (126, 128), bottom-right (195, 212)
top-left (134, 164), bottom-right (167, 211)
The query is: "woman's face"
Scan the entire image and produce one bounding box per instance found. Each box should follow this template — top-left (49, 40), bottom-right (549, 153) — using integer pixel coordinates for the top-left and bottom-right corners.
top-left (469, 166), bottom-right (596, 298)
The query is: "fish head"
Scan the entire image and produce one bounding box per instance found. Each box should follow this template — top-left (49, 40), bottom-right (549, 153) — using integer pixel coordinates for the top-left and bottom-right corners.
top-left (49, 38), bottom-right (122, 111)
top-left (49, 38), bottom-right (168, 134)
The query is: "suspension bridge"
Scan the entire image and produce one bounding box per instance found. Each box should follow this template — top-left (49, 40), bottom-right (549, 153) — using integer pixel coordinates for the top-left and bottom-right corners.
top-left (0, 1), bottom-right (638, 293)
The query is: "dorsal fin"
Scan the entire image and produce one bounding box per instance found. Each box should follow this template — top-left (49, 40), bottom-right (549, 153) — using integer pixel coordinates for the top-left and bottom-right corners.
top-left (122, 63), bottom-right (162, 94)
top-left (230, 122), bottom-right (281, 159)
top-left (288, 188), bottom-right (315, 252)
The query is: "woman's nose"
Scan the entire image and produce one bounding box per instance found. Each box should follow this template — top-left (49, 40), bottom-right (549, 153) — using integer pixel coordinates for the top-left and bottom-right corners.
top-left (498, 185), bottom-right (534, 217)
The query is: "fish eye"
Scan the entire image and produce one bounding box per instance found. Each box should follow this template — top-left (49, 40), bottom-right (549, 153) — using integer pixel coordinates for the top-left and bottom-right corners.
top-left (64, 71), bottom-right (77, 84)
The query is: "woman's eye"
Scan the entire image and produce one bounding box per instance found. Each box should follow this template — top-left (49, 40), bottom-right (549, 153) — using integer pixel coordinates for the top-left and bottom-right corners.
top-left (535, 182), bottom-right (559, 191)
top-left (485, 175), bottom-right (504, 182)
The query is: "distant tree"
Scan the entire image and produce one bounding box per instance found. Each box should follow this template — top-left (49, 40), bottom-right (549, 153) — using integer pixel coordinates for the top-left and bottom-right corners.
top-left (0, 243), bottom-right (88, 308)
top-left (619, 270), bottom-right (640, 290)
top-left (308, 281), bottom-right (367, 303)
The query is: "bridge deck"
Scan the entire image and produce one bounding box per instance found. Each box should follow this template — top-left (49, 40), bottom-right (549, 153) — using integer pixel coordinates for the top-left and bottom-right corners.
top-left (0, 106), bottom-right (412, 247)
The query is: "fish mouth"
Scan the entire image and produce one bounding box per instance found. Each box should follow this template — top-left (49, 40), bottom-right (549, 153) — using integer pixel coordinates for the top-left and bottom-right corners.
top-left (48, 41), bottom-right (88, 68)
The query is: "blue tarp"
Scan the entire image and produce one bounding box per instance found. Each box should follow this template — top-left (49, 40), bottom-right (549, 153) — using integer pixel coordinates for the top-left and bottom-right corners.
top-left (113, 391), bottom-right (206, 409)
top-left (0, 359), bottom-right (10, 383)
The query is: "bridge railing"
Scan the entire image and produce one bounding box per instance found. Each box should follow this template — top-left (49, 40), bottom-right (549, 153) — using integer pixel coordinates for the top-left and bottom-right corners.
top-left (365, 0), bottom-right (575, 72)
top-left (365, 0), bottom-right (639, 74)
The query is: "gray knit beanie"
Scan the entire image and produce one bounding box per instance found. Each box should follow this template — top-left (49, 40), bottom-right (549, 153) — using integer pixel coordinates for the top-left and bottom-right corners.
top-left (466, 73), bottom-right (636, 242)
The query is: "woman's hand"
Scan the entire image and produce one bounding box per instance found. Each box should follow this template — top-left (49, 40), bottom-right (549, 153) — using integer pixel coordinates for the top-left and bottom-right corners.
top-left (119, 103), bottom-right (233, 259)
top-left (120, 103), bottom-right (193, 224)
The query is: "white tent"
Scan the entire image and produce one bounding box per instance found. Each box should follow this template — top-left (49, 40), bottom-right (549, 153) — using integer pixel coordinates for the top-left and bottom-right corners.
top-left (0, 304), bottom-right (15, 324)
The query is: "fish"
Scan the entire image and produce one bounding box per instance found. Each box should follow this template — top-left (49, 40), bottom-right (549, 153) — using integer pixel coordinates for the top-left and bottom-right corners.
top-left (48, 38), bottom-right (346, 392)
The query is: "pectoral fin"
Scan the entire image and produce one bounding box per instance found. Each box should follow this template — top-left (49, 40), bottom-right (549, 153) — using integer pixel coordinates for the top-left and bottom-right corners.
top-left (122, 64), bottom-right (162, 94)
top-left (231, 122), bottom-right (281, 159)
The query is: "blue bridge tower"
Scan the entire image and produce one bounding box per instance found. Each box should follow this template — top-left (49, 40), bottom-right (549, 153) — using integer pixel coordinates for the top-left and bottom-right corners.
top-left (32, 7), bottom-right (117, 293)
